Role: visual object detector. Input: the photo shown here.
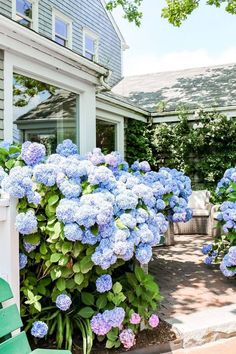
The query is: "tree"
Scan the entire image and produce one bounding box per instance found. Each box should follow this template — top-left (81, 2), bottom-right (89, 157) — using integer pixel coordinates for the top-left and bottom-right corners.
top-left (106, 0), bottom-right (236, 27)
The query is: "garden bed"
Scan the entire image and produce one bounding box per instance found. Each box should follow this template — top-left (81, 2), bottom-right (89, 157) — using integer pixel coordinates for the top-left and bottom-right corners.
top-left (38, 320), bottom-right (180, 354)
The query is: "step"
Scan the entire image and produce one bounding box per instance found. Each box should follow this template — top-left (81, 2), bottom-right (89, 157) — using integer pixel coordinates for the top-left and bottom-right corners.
top-left (165, 304), bottom-right (236, 348)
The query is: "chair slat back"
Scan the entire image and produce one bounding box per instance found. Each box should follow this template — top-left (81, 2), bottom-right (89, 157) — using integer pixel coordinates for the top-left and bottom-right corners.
top-left (0, 278), bottom-right (13, 304)
top-left (0, 332), bottom-right (31, 354)
top-left (0, 304), bottom-right (23, 338)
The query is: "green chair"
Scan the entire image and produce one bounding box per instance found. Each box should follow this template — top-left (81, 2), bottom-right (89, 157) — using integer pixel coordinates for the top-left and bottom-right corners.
top-left (0, 278), bottom-right (71, 354)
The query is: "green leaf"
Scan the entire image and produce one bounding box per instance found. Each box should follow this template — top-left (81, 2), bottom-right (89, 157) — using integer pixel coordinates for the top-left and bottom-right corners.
top-left (80, 256), bottom-right (94, 274)
top-left (5, 159), bottom-right (15, 169)
top-left (40, 242), bottom-right (47, 255)
top-left (50, 253), bottom-right (62, 263)
top-left (116, 218), bottom-right (127, 230)
top-left (81, 292), bottom-right (94, 306)
top-left (91, 224), bottom-right (99, 236)
top-left (73, 242), bottom-right (84, 257)
top-left (62, 242), bottom-right (72, 255)
top-left (56, 278), bottom-right (66, 291)
top-left (96, 294), bottom-right (107, 309)
top-left (73, 263), bottom-right (80, 273)
top-left (106, 340), bottom-right (115, 349)
top-left (74, 273), bottom-right (84, 285)
top-left (112, 282), bottom-right (122, 294)
top-left (135, 266), bottom-right (146, 283)
top-left (24, 234), bottom-right (40, 245)
top-left (78, 307), bottom-right (95, 319)
top-left (58, 255), bottom-right (69, 266)
top-left (48, 195), bottom-right (59, 206)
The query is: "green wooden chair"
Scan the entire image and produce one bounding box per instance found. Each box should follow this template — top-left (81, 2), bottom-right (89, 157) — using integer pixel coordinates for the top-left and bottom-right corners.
top-left (0, 278), bottom-right (71, 354)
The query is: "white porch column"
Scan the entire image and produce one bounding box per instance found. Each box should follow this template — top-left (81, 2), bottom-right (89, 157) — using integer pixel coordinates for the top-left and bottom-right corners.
top-left (79, 87), bottom-right (96, 154)
top-left (0, 194), bottom-right (19, 307)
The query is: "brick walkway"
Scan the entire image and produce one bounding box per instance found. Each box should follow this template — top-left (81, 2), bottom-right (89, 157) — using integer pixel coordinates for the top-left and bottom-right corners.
top-left (149, 234), bottom-right (236, 319)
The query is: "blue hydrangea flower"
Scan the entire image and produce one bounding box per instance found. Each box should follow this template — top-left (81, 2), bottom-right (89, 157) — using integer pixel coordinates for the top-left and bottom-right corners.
top-left (96, 274), bottom-right (112, 293)
top-left (19, 253), bottom-right (27, 270)
top-left (56, 199), bottom-right (79, 224)
top-left (33, 164), bottom-right (59, 186)
top-left (220, 247), bottom-right (236, 277)
top-left (56, 294), bottom-right (72, 311)
top-left (31, 321), bottom-right (48, 338)
top-left (23, 241), bottom-right (39, 253)
top-left (202, 244), bottom-right (213, 255)
top-left (64, 223), bottom-right (83, 242)
top-left (0, 166), bottom-right (7, 186)
top-left (204, 256), bottom-right (213, 265)
top-left (16, 210), bottom-right (38, 235)
top-left (21, 141), bottom-right (46, 166)
top-left (56, 139), bottom-right (78, 157)
top-left (135, 243), bottom-right (152, 264)
top-left (90, 307), bottom-right (125, 336)
top-left (90, 313), bottom-right (112, 336)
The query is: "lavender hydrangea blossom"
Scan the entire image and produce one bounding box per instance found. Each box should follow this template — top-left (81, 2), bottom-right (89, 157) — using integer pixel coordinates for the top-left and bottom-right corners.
top-left (19, 253), bottom-right (27, 270)
top-left (119, 329), bottom-right (136, 349)
top-left (56, 139), bottom-right (78, 157)
top-left (21, 141), bottom-right (46, 166)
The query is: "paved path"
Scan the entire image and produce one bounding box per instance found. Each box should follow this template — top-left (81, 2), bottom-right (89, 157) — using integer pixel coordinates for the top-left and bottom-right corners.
top-left (149, 234), bottom-right (236, 319)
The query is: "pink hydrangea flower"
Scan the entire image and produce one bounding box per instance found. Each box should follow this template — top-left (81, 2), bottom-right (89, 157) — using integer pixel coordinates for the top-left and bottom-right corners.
top-left (119, 329), bottom-right (136, 349)
top-left (130, 313), bottom-right (141, 325)
top-left (148, 314), bottom-right (159, 328)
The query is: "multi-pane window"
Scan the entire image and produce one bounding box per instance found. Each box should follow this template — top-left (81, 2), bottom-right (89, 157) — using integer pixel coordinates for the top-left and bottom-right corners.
top-left (84, 30), bottom-right (99, 62)
top-left (15, 0), bottom-right (33, 28)
top-left (52, 10), bottom-right (72, 49)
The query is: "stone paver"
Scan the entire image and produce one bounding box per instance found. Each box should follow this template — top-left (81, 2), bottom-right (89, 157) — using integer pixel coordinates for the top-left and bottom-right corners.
top-left (168, 336), bottom-right (236, 354)
top-left (149, 234), bottom-right (236, 319)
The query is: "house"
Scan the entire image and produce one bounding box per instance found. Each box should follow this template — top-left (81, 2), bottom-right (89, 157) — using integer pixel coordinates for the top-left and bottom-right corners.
top-left (0, 0), bottom-right (147, 156)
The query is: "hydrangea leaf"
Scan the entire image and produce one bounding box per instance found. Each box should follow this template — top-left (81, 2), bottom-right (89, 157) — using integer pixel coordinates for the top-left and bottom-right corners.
top-left (78, 306), bottom-right (95, 318)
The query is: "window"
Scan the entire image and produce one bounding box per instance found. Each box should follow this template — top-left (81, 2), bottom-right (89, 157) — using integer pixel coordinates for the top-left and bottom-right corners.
top-left (83, 29), bottom-right (99, 62)
top-left (13, 0), bottom-right (38, 30)
top-left (13, 73), bottom-right (79, 153)
top-left (96, 119), bottom-right (116, 153)
top-left (52, 9), bottom-right (72, 49)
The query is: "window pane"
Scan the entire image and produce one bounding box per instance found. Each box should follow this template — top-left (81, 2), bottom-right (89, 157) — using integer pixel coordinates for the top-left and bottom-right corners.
top-left (17, 17), bottom-right (31, 28)
top-left (55, 35), bottom-right (66, 46)
top-left (13, 74), bottom-right (78, 153)
top-left (16, 0), bottom-right (32, 19)
top-left (85, 35), bottom-right (95, 53)
top-left (96, 119), bottom-right (116, 153)
top-left (55, 17), bottom-right (68, 37)
top-left (85, 51), bottom-right (94, 61)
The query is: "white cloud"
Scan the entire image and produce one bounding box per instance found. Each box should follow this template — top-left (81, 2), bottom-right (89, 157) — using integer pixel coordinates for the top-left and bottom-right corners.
top-left (123, 47), bottom-right (236, 76)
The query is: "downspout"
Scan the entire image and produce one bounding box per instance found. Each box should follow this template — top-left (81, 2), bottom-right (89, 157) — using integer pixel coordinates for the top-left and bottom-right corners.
top-left (97, 70), bottom-right (112, 92)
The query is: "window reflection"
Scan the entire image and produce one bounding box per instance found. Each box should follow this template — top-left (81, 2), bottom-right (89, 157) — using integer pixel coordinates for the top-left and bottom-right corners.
top-left (16, 0), bottom-right (33, 28)
top-left (13, 74), bottom-right (78, 153)
top-left (96, 119), bottom-right (116, 154)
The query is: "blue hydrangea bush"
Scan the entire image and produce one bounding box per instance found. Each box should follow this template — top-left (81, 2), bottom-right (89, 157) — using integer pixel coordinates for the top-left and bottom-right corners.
top-left (202, 168), bottom-right (236, 277)
top-left (0, 140), bottom-right (192, 352)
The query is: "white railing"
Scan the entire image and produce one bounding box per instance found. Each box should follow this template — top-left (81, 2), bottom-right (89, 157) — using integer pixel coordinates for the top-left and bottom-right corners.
top-left (0, 193), bottom-right (19, 307)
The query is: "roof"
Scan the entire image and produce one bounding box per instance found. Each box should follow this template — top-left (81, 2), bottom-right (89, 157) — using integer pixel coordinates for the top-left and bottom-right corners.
top-left (112, 63), bottom-right (236, 113)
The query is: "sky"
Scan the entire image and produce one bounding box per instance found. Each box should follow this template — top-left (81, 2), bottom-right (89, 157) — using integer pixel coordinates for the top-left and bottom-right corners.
top-left (112, 0), bottom-right (236, 76)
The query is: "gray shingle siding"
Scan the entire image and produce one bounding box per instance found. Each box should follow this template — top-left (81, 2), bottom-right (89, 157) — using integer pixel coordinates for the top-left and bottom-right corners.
top-left (0, 0), bottom-right (11, 18)
top-left (0, 50), bottom-right (4, 140)
top-left (39, 0), bottom-right (122, 86)
top-left (0, 0), bottom-right (123, 86)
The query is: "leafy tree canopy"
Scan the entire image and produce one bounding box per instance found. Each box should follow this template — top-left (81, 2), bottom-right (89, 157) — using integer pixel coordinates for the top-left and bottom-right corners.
top-left (106, 0), bottom-right (236, 26)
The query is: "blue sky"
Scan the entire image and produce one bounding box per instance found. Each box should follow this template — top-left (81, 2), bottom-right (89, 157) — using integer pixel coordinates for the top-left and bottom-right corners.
top-left (112, 0), bottom-right (236, 76)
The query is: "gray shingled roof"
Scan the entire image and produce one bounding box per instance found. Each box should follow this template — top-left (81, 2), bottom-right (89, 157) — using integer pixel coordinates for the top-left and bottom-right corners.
top-left (112, 63), bottom-right (236, 113)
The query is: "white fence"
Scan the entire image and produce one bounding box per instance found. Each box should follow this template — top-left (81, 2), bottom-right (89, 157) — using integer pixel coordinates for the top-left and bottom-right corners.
top-left (0, 193), bottom-right (19, 307)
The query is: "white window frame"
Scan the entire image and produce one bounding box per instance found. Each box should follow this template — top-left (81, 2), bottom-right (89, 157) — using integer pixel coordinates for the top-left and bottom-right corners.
top-left (52, 8), bottom-right (73, 49)
top-left (96, 115), bottom-right (124, 156)
top-left (83, 28), bottom-right (99, 62)
top-left (12, 0), bottom-right (38, 31)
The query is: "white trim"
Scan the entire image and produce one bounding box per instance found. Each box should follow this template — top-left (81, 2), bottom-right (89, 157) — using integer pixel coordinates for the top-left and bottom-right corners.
top-left (0, 15), bottom-right (108, 79)
top-left (12, 0), bottom-right (38, 32)
top-left (83, 27), bottom-right (99, 62)
top-left (100, 0), bottom-right (129, 50)
top-left (52, 8), bottom-right (73, 50)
